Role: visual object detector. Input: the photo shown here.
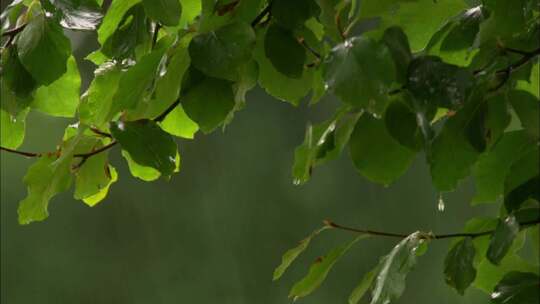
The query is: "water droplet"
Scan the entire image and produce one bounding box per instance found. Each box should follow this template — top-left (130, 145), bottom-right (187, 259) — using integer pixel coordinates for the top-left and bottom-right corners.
top-left (343, 39), bottom-right (353, 48)
top-left (117, 121), bottom-right (125, 131)
top-left (10, 115), bottom-right (17, 123)
top-left (292, 179), bottom-right (302, 186)
top-left (323, 82), bottom-right (330, 91)
top-left (437, 194), bottom-right (445, 212)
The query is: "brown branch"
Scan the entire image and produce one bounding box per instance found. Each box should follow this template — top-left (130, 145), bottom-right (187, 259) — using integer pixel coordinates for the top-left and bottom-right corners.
top-left (89, 127), bottom-right (112, 138)
top-left (0, 146), bottom-right (41, 157)
top-left (1, 24), bottom-right (27, 38)
top-left (325, 219), bottom-right (540, 240)
top-left (0, 95), bottom-right (180, 160)
top-left (335, 11), bottom-right (346, 41)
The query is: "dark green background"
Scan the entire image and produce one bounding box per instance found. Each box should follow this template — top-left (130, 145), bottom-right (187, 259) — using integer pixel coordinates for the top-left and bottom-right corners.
top-left (1, 30), bottom-right (497, 304)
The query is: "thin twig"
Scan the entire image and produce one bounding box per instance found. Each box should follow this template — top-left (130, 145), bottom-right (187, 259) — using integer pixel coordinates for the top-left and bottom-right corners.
top-left (89, 127), bottom-right (112, 138)
top-left (0, 146), bottom-right (41, 157)
top-left (1, 23), bottom-right (27, 38)
top-left (325, 219), bottom-right (540, 240)
top-left (299, 37), bottom-right (321, 59)
top-left (153, 99), bottom-right (180, 122)
top-left (151, 23), bottom-right (162, 49)
top-left (251, 3), bottom-right (271, 27)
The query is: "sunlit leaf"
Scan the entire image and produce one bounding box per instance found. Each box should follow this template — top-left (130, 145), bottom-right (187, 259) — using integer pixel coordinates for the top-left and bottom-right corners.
top-left (289, 235), bottom-right (367, 299)
top-left (273, 226), bottom-right (329, 281)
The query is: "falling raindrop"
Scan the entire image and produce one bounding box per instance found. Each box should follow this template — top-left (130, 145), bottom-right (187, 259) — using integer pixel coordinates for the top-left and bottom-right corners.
top-left (437, 194), bottom-right (445, 212)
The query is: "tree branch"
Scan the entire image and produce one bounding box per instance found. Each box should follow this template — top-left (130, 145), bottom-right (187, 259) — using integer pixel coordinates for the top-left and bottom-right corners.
top-left (1, 24), bottom-right (27, 38)
top-left (251, 3), bottom-right (271, 27)
top-left (0, 146), bottom-right (41, 157)
top-left (325, 219), bottom-right (540, 240)
top-left (0, 96), bottom-right (181, 160)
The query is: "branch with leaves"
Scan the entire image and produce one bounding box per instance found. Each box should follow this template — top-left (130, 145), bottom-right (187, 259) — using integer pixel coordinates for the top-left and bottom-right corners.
top-left (1, 0), bottom-right (539, 303)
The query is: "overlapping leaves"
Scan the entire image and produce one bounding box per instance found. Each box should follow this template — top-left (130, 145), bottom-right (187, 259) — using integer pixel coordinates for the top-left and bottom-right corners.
top-left (1, 0), bottom-right (539, 302)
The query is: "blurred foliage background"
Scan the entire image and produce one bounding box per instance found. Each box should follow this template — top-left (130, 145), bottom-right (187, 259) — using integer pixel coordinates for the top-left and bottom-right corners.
top-left (1, 25), bottom-right (501, 304)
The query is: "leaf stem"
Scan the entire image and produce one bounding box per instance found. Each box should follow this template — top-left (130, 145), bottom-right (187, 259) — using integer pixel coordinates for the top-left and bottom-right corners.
top-left (251, 3), bottom-right (272, 27)
top-left (299, 37), bottom-right (321, 59)
top-left (325, 219), bottom-right (540, 240)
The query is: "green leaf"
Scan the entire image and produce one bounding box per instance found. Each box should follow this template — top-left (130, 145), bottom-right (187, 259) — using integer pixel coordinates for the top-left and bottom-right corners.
top-left (18, 155), bottom-right (73, 224)
top-left (381, 26), bottom-right (412, 84)
top-left (74, 141), bottom-right (115, 204)
top-left (182, 76), bottom-right (235, 133)
top-left (293, 109), bottom-right (360, 185)
top-left (189, 22), bottom-right (255, 80)
top-left (111, 44), bottom-right (170, 116)
top-left (53, 0), bottom-right (103, 30)
top-left (323, 36), bottom-right (396, 115)
top-left (491, 272), bottom-right (539, 304)
top-left (148, 33), bottom-right (193, 118)
top-left (289, 235), bottom-right (366, 300)
top-left (142, 0), bottom-right (182, 26)
top-left (101, 4), bottom-right (151, 60)
top-left (349, 267), bottom-right (378, 304)
top-left (178, 0), bottom-right (201, 27)
top-left (356, 0), bottom-right (467, 51)
top-left (487, 216), bottom-right (520, 265)
top-left (508, 90), bottom-right (539, 139)
top-left (472, 131), bottom-right (534, 204)
top-left (370, 232), bottom-right (425, 304)
top-left (349, 115), bottom-right (415, 185)
top-left (273, 226), bottom-right (329, 281)
top-left (504, 147), bottom-right (539, 211)
top-left (428, 91), bottom-right (484, 191)
top-left (478, 0), bottom-right (529, 45)
top-left (474, 254), bottom-right (537, 294)
top-left (505, 177), bottom-right (540, 213)
top-left (82, 165), bottom-right (118, 207)
top-left (17, 14), bottom-right (71, 85)
top-left (159, 105), bottom-right (199, 139)
top-left (425, 7), bottom-right (482, 66)
top-left (79, 62), bottom-right (122, 128)
top-left (407, 56), bottom-right (474, 110)
top-left (384, 98), bottom-right (422, 151)
top-left (111, 120), bottom-right (178, 177)
top-left (484, 94), bottom-right (511, 148)
top-left (514, 208), bottom-right (540, 224)
top-left (32, 56), bottom-right (81, 117)
top-left (253, 28), bottom-right (313, 105)
top-left (97, 0), bottom-right (141, 45)
top-left (516, 62), bottom-right (539, 98)
top-left (264, 23), bottom-right (306, 79)
top-left (271, 0), bottom-right (320, 30)
top-left (444, 237), bottom-right (477, 295)
top-left (1, 47), bottom-right (37, 102)
top-left (122, 150), bottom-right (161, 181)
top-left (0, 108), bottom-right (27, 149)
